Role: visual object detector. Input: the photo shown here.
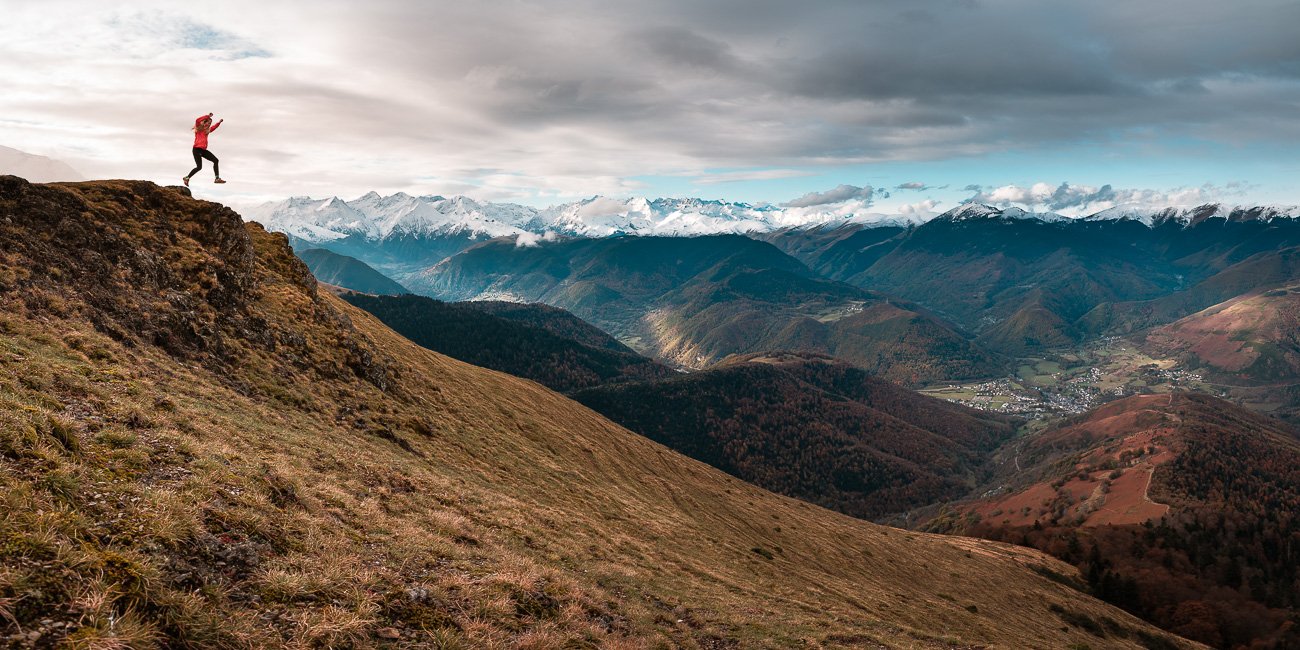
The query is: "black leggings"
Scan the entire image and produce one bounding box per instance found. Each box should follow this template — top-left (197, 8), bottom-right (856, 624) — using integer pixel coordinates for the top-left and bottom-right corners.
top-left (188, 147), bottom-right (219, 178)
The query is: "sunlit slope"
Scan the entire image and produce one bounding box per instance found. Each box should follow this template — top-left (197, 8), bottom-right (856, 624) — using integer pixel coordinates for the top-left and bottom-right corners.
top-left (0, 177), bottom-right (1193, 648)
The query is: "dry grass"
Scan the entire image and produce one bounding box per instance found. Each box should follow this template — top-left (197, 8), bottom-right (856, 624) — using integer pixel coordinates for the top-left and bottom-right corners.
top-left (0, 179), bottom-right (1200, 648)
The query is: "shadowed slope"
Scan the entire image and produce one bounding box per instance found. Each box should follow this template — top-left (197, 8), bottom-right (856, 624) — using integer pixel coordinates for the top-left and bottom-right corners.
top-left (340, 292), bottom-right (677, 393)
top-left (296, 247), bottom-right (409, 295)
top-left (0, 177), bottom-right (1193, 648)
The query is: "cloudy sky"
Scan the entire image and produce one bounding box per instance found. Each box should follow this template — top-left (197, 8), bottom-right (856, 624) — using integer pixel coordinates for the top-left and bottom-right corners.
top-left (2, 0), bottom-right (1298, 215)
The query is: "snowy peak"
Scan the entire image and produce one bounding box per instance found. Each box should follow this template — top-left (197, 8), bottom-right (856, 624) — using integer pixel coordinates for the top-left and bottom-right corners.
top-left (249, 192), bottom-right (877, 243)
top-left (936, 203), bottom-right (1066, 223)
top-left (255, 195), bottom-right (372, 241)
top-left (937, 202), bottom-right (1299, 227)
top-left (1083, 205), bottom-right (1158, 226)
top-left (1084, 203), bottom-right (1300, 227)
top-left (538, 195), bottom-right (785, 237)
top-left (245, 190), bottom-right (1300, 245)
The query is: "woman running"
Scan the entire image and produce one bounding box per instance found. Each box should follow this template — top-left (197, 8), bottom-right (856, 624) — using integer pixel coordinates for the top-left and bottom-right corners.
top-left (183, 113), bottom-right (225, 186)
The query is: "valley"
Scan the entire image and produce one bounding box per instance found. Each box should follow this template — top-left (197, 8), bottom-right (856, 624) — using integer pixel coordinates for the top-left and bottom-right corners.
top-left (921, 337), bottom-right (1227, 419)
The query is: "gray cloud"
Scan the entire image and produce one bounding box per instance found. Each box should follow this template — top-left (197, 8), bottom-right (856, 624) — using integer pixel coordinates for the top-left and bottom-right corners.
top-left (347, 0), bottom-right (1300, 165)
top-left (896, 181), bottom-right (929, 191)
top-left (782, 184), bottom-right (877, 208)
top-left (1, 0), bottom-right (1298, 202)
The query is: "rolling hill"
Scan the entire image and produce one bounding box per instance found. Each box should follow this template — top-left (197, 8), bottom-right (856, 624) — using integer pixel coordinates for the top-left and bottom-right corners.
top-left (0, 176), bottom-right (1194, 648)
top-left (409, 235), bottom-right (1002, 384)
top-left (296, 247), bottom-right (409, 295)
top-left (921, 393), bottom-right (1300, 649)
top-left (1144, 285), bottom-right (1300, 382)
top-left (572, 352), bottom-right (1017, 519)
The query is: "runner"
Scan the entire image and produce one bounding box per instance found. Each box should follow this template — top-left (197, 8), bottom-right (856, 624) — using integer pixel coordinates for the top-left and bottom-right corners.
top-left (183, 113), bottom-right (225, 186)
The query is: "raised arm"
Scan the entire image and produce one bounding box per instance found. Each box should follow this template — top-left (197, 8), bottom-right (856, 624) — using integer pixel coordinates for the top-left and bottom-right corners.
top-left (209, 119), bottom-right (222, 133)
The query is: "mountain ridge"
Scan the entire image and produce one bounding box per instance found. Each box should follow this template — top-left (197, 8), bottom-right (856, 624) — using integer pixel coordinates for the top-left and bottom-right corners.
top-left (410, 234), bottom-right (1004, 383)
top-left (0, 176), bottom-right (1195, 647)
top-left (249, 188), bottom-right (1300, 249)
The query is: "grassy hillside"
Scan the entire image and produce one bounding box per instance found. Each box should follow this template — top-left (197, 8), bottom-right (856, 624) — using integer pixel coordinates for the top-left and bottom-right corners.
top-left (0, 177), bottom-right (1198, 648)
top-left (296, 247), bottom-right (409, 295)
top-left (572, 353), bottom-right (1017, 519)
top-left (922, 393), bottom-right (1300, 648)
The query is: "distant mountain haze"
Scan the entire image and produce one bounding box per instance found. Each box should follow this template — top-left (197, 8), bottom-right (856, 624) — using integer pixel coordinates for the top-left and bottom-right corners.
top-left (295, 247), bottom-right (408, 295)
top-left (0, 145), bottom-right (82, 183)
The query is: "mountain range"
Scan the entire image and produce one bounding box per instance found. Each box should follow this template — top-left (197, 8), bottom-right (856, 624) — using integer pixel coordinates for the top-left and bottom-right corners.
top-left (0, 175), bottom-right (1196, 648)
top-left (407, 233), bottom-right (1002, 384)
top-left (251, 190), bottom-right (1300, 247)
top-left (248, 189), bottom-right (1297, 288)
top-left (257, 194), bottom-right (1300, 366)
top-left (244, 192), bottom-right (896, 280)
top-left (759, 204), bottom-right (1300, 357)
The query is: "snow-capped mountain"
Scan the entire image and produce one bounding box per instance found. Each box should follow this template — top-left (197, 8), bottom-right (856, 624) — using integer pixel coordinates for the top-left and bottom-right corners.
top-left (535, 196), bottom-right (786, 237)
top-left (935, 203), bottom-right (1068, 223)
top-left (941, 203), bottom-right (1299, 226)
top-left (245, 192), bottom-right (940, 245)
top-left (244, 192), bottom-right (894, 244)
top-left (248, 193), bottom-right (534, 242)
top-left (246, 192), bottom-right (1300, 248)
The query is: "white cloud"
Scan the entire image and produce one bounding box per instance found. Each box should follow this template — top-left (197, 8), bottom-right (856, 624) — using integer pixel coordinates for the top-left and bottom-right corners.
top-left (0, 0), bottom-right (1296, 206)
top-left (515, 230), bottom-right (559, 247)
top-left (968, 181), bottom-right (1248, 215)
top-left (898, 198), bottom-right (941, 216)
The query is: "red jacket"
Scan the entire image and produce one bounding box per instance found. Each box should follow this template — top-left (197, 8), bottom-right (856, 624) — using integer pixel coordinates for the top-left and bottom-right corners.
top-left (193, 115), bottom-right (220, 149)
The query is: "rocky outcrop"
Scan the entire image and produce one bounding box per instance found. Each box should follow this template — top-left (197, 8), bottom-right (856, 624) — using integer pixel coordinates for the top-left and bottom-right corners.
top-left (0, 176), bottom-right (391, 391)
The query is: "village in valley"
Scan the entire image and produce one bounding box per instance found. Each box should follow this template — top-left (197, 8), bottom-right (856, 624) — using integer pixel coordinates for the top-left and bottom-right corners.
top-left (920, 337), bottom-right (1213, 419)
